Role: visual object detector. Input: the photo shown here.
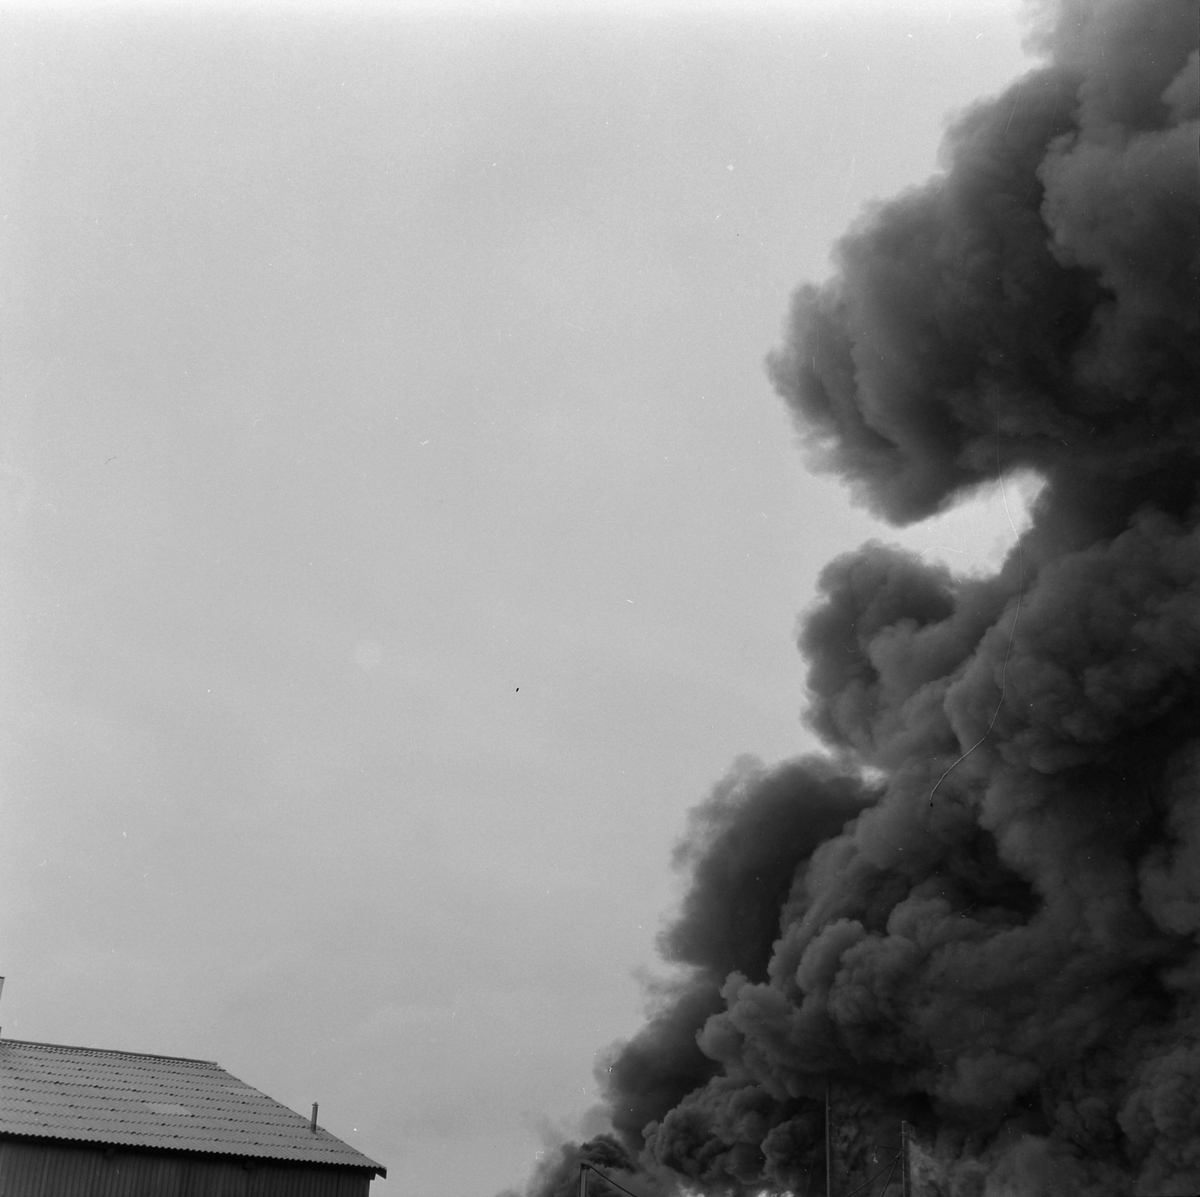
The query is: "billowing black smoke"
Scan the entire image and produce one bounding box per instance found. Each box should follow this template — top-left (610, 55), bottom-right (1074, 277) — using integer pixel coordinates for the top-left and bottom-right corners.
top-left (532, 1), bottom-right (1199, 1194)
top-left (607, 758), bottom-right (878, 1151)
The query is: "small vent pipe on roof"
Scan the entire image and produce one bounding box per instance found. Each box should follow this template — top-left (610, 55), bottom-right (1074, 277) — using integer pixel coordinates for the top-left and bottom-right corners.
top-left (311, 1102), bottom-right (319, 1133)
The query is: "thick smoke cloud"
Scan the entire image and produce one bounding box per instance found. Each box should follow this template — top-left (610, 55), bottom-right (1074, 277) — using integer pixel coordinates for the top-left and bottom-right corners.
top-left (532, 2), bottom-right (1199, 1195)
top-left (513, 1134), bottom-right (653, 1197)
top-left (606, 758), bottom-right (877, 1148)
top-left (767, 2), bottom-right (1197, 543)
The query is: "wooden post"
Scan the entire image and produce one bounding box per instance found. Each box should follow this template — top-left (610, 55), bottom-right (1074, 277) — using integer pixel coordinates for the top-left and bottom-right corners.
top-left (900, 1121), bottom-right (910, 1197)
top-left (579, 1162), bottom-right (589, 1197)
top-left (825, 1082), bottom-right (832, 1197)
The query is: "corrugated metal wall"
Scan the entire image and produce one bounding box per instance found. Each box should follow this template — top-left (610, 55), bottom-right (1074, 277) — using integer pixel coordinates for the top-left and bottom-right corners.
top-left (0, 1140), bottom-right (372, 1197)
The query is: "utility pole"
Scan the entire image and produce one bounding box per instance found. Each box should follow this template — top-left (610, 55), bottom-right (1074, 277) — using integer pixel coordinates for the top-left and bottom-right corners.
top-left (825, 1082), bottom-right (832, 1197)
top-left (579, 1162), bottom-right (589, 1197)
top-left (900, 1122), bottom-right (910, 1197)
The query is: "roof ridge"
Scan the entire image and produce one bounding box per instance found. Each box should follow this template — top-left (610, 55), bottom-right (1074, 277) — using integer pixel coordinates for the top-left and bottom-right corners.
top-left (0, 1038), bottom-right (218, 1066)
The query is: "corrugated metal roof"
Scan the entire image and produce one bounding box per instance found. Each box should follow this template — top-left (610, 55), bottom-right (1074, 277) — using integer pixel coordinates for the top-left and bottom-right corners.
top-left (0, 1039), bottom-right (385, 1177)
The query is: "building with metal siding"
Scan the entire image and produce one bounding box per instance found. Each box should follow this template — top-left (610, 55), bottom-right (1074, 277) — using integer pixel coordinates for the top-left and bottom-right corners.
top-left (0, 1040), bottom-right (385, 1196)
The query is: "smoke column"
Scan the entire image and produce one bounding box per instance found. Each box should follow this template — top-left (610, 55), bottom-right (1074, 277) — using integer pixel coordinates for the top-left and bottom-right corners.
top-left (528, 2), bottom-right (1198, 1194)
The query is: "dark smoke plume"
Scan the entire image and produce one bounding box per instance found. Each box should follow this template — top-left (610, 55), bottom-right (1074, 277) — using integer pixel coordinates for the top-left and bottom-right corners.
top-left (531, 1), bottom-right (1199, 1194)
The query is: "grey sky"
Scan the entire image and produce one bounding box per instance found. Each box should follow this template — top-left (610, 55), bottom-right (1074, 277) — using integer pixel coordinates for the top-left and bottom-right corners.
top-left (1, 5), bottom-right (1036, 1195)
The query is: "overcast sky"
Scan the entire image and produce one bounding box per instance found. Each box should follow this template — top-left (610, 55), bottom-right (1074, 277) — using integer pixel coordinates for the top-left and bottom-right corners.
top-left (0, 4), bottom-right (1039, 1194)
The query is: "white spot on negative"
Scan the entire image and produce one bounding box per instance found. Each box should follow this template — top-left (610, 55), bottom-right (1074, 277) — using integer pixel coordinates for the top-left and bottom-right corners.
top-left (353, 640), bottom-right (384, 670)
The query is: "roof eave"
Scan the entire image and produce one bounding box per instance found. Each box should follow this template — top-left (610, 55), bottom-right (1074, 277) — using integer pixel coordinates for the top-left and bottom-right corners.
top-left (0, 1129), bottom-right (386, 1177)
